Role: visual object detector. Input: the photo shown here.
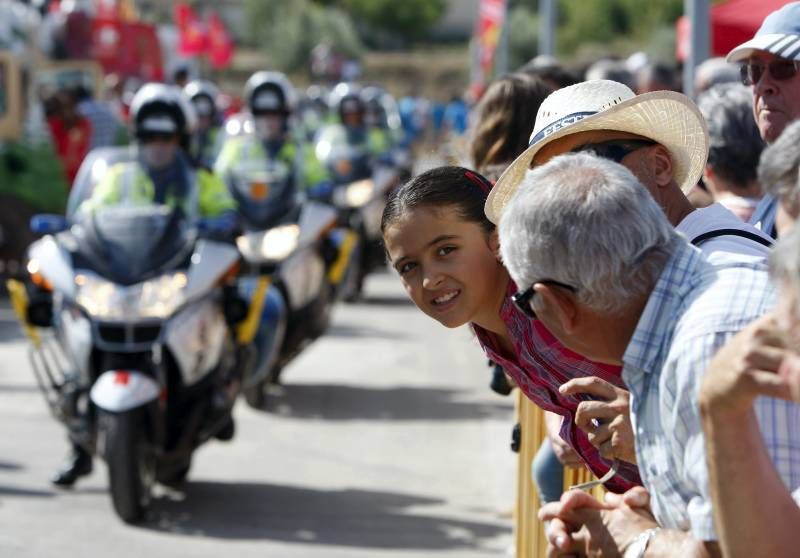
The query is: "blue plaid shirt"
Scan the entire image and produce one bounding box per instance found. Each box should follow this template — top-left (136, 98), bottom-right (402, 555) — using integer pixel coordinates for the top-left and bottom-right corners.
top-left (623, 241), bottom-right (800, 540)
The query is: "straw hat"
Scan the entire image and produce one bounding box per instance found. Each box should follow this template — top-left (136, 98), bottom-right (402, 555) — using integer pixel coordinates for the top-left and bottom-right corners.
top-left (484, 80), bottom-right (709, 224)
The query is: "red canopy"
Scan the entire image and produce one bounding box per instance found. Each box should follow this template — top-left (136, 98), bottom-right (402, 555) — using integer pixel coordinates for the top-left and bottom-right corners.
top-left (676, 0), bottom-right (791, 61)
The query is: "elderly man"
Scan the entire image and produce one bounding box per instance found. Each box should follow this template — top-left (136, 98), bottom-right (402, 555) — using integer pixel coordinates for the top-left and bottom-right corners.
top-left (697, 130), bottom-right (800, 558)
top-left (727, 1), bottom-right (800, 238)
top-left (485, 79), bottom-right (773, 469)
top-left (499, 152), bottom-right (800, 557)
top-left (485, 79), bottom-right (772, 256)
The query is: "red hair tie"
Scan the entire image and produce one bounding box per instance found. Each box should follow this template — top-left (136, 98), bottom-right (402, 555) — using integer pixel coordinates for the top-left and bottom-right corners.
top-left (464, 170), bottom-right (493, 195)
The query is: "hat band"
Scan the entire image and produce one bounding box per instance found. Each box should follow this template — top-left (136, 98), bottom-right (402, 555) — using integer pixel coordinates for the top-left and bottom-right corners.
top-left (529, 111), bottom-right (598, 146)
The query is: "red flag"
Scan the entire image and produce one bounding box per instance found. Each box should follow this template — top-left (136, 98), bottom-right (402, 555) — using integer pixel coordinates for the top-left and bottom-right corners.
top-left (471, 0), bottom-right (507, 99)
top-left (207, 11), bottom-right (234, 69)
top-left (174, 2), bottom-right (207, 56)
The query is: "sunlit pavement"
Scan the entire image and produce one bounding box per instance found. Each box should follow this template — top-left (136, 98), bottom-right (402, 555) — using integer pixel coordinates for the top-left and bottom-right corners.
top-left (0, 269), bottom-right (515, 557)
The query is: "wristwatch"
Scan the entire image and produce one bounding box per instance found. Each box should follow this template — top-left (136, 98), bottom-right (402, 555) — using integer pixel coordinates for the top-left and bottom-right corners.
top-left (623, 527), bottom-right (660, 558)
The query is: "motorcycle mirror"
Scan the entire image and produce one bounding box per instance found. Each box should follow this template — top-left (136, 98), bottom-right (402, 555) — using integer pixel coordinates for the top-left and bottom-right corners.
top-left (30, 214), bottom-right (69, 235)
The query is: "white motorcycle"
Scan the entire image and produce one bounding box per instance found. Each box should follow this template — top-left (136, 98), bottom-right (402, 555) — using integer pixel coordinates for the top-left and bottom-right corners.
top-left (8, 148), bottom-right (248, 523)
top-left (218, 133), bottom-right (354, 405)
top-left (312, 124), bottom-right (399, 301)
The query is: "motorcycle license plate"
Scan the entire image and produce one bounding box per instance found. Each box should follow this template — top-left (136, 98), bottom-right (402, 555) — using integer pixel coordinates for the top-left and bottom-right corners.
top-left (250, 181), bottom-right (270, 200)
top-left (335, 159), bottom-right (352, 175)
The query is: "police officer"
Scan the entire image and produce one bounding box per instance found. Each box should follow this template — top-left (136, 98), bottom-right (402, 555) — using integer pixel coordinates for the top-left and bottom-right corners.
top-left (329, 82), bottom-right (392, 158)
top-left (183, 79), bottom-right (223, 170)
top-left (54, 84), bottom-right (236, 487)
top-left (214, 71), bottom-right (329, 228)
top-left (82, 83), bottom-right (236, 220)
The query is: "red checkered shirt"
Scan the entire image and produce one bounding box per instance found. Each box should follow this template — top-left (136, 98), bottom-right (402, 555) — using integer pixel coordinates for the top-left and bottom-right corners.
top-left (472, 282), bottom-right (641, 493)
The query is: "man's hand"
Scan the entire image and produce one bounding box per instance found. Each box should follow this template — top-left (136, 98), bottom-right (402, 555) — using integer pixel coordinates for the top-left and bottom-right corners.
top-left (540, 488), bottom-right (659, 558)
top-left (544, 411), bottom-right (584, 468)
top-left (699, 313), bottom-right (793, 419)
top-left (559, 378), bottom-right (636, 464)
top-left (779, 353), bottom-right (800, 403)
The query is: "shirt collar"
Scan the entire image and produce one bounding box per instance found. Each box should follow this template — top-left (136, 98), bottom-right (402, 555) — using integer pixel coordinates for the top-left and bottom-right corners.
top-left (623, 241), bottom-right (705, 375)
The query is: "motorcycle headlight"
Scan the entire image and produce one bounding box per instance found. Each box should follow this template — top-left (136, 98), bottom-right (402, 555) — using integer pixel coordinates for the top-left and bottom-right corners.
top-left (334, 179), bottom-right (375, 208)
top-left (75, 272), bottom-right (188, 319)
top-left (316, 140), bottom-right (332, 162)
top-left (236, 224), bottom-right (300, 263)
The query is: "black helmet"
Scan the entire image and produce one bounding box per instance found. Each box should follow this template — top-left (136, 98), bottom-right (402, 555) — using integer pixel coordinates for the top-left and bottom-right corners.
top-left (130, 83), bottom-right (196, 150)
top-left (244, 71), bottom-right (296, 116)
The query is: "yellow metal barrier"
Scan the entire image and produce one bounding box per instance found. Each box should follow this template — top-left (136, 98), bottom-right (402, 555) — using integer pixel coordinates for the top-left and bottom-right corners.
top-left (515, 392), bottom-right (605, 558)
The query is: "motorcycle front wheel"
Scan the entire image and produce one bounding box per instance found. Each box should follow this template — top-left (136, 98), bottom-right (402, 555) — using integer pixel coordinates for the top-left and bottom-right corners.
top-left (99, 408), bottom-right (154, 524)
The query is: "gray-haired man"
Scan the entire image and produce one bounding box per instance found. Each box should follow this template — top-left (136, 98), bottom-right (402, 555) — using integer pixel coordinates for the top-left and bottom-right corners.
top-left (499, 153), bottom-right (800, 557)
top-left (727, 1), bottom-right (800, 238)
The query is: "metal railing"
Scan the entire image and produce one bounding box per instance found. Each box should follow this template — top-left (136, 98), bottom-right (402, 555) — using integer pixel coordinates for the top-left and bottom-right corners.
top-left (514, 392), bottom-right (605, 557)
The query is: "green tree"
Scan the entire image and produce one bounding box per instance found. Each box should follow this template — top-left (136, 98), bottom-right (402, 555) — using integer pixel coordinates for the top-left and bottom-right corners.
top-left (556, 0), bottom-right (682, 57)
top-left (340, 0), bottom-right (447, 42)
top-left (243, 0), bottom-right (363, 72)
top-left (509, 5), bottom-right (539, 70)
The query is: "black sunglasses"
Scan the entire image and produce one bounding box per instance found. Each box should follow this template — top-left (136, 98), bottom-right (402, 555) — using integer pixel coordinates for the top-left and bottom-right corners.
top-left (511, 279), bottom-right (578, 319)
top-left (740, 59), bottom-right (800, 86)
top-left (571, 138), bottom-right (657, 163)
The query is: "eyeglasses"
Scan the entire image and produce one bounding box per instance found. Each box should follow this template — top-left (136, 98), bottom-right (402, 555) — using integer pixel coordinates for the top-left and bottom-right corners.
top-left (740, 59), bottom-right (800, 86)
top-left (511, 279), bottom-right (577, 319)
top-left (571, 138), bottom-right (657, 163)
top-left (570, 458), bottom-right (620, 492)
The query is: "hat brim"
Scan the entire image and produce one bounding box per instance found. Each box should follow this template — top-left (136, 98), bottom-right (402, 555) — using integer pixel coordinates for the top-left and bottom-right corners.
top-left (726, 33), bottom-right (800, 62)
top-left (485, 90), bottom-right (709, 224)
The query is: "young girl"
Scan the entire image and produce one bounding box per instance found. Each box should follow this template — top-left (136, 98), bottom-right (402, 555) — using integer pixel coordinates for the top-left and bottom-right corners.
top-left (381, 165), bottom-right (640, 493)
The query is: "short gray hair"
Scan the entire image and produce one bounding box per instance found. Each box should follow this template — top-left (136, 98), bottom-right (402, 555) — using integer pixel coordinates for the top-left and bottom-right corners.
top-left (693, 57), bottom-right (739, 95)
top-left (770, 225), bottom-right (800, 301)
top-left (498, 153), bottom-right (682, 314)
top-left (697, 83), bottom-right (765, 189)
top-left (759, 120), bottom-right (800, 214)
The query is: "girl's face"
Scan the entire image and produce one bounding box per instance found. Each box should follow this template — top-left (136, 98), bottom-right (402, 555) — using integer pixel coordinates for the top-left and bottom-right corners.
top-left (383, 205), bottom-right (505, 329)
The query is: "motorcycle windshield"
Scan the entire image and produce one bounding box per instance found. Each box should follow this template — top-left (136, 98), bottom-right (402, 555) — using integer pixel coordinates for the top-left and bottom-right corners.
top-left (67, 148), bottom-right (197, 284)
top-left (314, 124), bottom-right (371, 184)
top-left (225, 138), bottom-right (296, 230)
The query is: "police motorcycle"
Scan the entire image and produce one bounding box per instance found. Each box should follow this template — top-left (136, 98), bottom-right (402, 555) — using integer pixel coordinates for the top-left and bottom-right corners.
top-left (215, 72), bottom-right (354, 406)
top-left (6, 146), bottom-right (248, 523)
top-left (309, 83), bottom-right (400, 301)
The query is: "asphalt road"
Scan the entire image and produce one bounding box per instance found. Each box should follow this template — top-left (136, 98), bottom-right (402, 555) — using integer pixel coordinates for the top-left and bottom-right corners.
top-left (0, 270), bottom-right (516, 558)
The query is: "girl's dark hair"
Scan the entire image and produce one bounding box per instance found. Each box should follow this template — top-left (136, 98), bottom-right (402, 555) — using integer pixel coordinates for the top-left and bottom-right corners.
top-left (381, 166), bottom-right (495, 235)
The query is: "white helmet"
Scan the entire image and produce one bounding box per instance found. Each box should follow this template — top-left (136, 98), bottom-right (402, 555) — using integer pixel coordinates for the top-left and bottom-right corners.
top-left (244, 71), bottom-right (297, 115)
top-left (130, 83), bottom-right (197, 148)
top-left (183, 79), bottom-right (220, 119)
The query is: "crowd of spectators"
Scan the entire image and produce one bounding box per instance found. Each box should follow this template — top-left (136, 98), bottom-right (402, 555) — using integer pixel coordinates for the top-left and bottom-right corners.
top-left (394, 3), bottom-right (800, 556)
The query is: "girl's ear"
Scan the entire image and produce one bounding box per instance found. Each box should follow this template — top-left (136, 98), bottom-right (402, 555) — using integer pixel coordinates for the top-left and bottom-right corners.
top-left (489, 229), bottom-right (501, 259)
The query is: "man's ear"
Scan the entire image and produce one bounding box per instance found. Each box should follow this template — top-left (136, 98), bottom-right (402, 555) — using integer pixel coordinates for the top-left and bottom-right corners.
top-left (535, 283), bottom-right (579, 333)
top-left (651, 145), bottom-right (674, 187)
